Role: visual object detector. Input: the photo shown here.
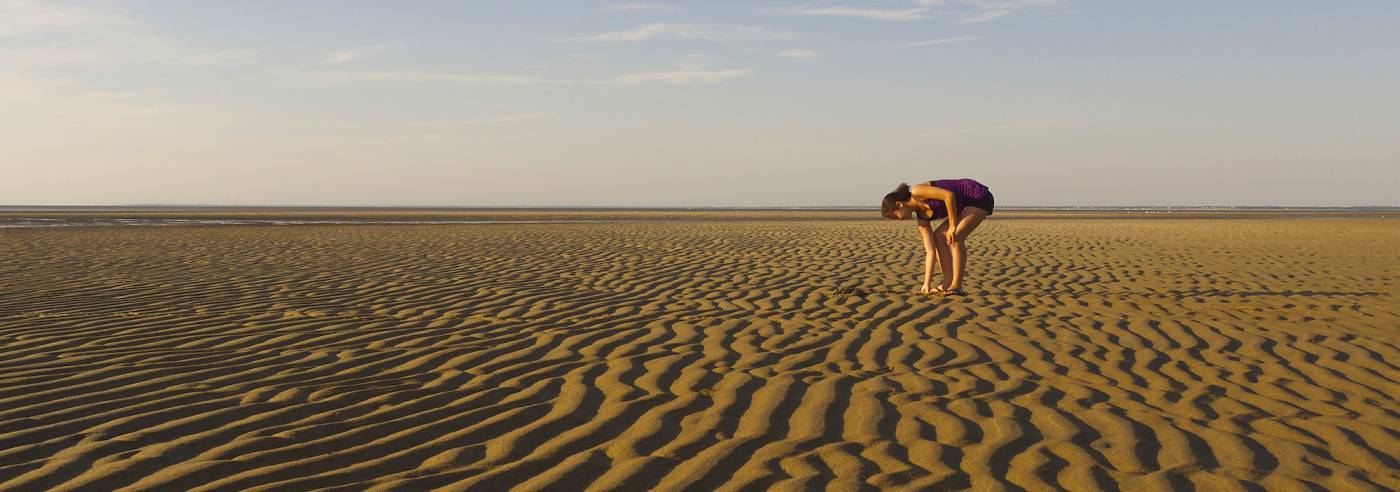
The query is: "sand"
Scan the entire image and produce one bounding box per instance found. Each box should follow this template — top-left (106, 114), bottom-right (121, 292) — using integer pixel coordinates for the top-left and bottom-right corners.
top-left (1, 212), bottom-right (1397, 491)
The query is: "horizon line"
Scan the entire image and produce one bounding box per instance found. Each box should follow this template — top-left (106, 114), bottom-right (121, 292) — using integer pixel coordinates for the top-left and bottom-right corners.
top-left (3, 204), bottom-right (1398, 211)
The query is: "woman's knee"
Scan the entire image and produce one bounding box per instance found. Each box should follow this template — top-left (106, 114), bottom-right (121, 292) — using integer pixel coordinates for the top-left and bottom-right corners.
top-left (952, 227), bottom-right (973, 243)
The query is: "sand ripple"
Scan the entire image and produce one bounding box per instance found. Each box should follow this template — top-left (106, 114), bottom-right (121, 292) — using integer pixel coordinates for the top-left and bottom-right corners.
top-left (1, 217), bottom-right (1398, 491)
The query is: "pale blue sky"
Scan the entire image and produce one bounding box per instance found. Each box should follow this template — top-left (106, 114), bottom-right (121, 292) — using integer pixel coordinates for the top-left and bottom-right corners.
top-left (3, 1), bottom-right (1397, 207)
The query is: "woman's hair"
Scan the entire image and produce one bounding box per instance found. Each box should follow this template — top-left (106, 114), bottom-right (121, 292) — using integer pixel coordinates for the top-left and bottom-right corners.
top-left (881, 182), bottom-right (912, 219)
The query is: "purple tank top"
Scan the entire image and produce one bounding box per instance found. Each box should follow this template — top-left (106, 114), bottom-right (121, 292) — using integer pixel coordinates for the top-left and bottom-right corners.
top-left (921, 178), bottom-right (989, 220)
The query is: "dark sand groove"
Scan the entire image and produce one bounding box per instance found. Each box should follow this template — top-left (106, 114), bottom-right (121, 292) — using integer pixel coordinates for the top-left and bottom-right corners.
top-left (1, 216), bottom-right (1398, 490)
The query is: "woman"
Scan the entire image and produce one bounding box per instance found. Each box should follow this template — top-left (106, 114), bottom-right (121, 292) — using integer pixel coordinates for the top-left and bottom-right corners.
top-left (881, 179), bottom-right (995, 296)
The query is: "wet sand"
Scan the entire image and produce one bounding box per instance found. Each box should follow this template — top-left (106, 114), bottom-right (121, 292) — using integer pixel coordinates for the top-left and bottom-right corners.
top-left (1, 212), bottom-right (1397, 490)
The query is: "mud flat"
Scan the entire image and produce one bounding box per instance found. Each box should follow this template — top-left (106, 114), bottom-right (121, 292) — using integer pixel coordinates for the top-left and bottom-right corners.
top-left (1, 212), bottom-right (1397, 490)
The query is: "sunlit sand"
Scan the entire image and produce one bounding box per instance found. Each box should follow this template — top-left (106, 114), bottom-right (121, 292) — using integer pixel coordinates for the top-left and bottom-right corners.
top-left (1, 211), bottom-right (1396, 490)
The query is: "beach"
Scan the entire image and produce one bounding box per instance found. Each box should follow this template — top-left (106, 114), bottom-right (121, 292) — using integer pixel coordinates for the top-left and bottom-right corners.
top-left (1, 211), bottom-right (1397, 490)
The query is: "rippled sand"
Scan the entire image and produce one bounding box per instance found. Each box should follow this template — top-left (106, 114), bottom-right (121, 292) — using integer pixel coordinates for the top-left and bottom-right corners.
top-left (2, 213), bottom-right (1397, 491)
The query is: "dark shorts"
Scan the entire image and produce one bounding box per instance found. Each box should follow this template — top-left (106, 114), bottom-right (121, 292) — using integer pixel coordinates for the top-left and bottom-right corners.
top-left (965, 191), bottom-right (995, 216)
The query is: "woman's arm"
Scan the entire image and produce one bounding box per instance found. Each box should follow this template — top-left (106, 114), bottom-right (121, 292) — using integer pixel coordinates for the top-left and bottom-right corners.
top-left (943, 193), bottom-right (959, 245)
top-left (914, 184), bottom-right (959, 245)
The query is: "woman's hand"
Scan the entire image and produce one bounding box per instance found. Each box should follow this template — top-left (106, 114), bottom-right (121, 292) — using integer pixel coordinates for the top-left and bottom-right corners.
top-left (945, 225), bottom-right (957, 246)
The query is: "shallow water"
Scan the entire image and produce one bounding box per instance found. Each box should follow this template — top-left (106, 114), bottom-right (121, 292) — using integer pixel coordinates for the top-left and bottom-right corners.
top-left (0, 217), bottom-right (669, 228)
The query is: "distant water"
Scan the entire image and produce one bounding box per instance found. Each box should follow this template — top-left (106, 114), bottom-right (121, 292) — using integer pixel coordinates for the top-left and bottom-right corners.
top-left (3, 206), bottom-right (1392, 228)
top-left (0, 218), bottom-right (665, 229)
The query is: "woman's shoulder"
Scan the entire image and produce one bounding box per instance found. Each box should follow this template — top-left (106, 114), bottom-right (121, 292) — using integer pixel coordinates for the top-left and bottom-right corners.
top-left (936, 178), bottom-right (988, 191)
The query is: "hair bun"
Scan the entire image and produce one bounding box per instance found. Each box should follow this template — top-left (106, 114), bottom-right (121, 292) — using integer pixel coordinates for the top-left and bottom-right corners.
top-left (881, 182), bottom-right (915, 219)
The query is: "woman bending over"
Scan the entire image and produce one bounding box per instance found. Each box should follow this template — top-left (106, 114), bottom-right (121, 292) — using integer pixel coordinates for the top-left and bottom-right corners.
top-left (881, 179), bottom-right (995, 296)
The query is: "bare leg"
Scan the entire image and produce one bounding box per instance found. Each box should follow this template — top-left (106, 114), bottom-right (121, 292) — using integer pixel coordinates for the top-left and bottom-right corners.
top-left (921, 247), bottom-right (939, 293)
top-left (946, 207), bottom-right (989, 291)
top-left (932, 221), bottom-right (954, 290)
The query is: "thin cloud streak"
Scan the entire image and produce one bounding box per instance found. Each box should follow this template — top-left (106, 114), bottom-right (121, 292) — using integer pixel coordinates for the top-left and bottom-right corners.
top-left (583, 23), bottom-right (796, 43)
top-left (782, 0), bottom-right (1055, 23)
top-left (783, 6), bottom-right (928, 21)
top-left (900, 36), bottom-right (978, 48)
top-left (779, 48), bottom-right (819, 59)
top-left (0, 1), bottom-right (256, 69)
top-left (0, 0), bottom-right (132, 36)
top-left (920, 119), bottom-right (1079, 138)
top-left (318, 50), bottom-right (359, 65)
top-left (612, 54), bottom-right (751, 85)
top-left (956, 9), bottom-right (1011, 23)
top-left (319, 70), bottom-right (564, 85)
top-left (601, 2), bottom-right (671, 12)
top-left (392, 112), bottom-right (553, 128)
top-left (318, 60), bottom-right (754, 87)
top-left (612, 68), bottom-right (751, 85)
top-left (0, 44), bottom-right (256, 69)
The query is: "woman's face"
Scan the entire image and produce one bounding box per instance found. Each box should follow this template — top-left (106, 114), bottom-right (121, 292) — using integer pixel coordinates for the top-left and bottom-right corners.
top-left (891, 201), bottom-right (915, 220)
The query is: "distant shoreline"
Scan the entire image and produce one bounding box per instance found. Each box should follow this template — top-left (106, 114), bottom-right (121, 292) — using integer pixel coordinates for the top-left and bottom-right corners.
top-left (2, 208), bottom-right (1395, 229)
top-left (3, 205), bottom-right (1398, 212)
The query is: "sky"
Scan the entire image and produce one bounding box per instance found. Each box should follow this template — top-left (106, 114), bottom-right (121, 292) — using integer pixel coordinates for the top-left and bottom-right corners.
top-left (2, 0), bottom-right (1397, 207)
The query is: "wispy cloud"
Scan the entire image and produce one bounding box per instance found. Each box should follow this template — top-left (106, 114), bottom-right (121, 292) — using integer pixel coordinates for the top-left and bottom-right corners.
top-left (612, 55), bottom-right (751, 85)
top-left (354, 131), bottom-right (539, 147)
top-left (0, 0), bottom-right (253, 141)
top-left (900, 36), bottom-right (978, 48)
top-left (0, 0), bottom-right (131, 37)
top-left (956, 9), bottom-right (1011, 24)
top-left (779, 48), bottom-right (819, 59)
top-left (314, 45), bottom-right (394, 66)
top-left (783, 0), bottom-right (1055, 23)
top-left (612, 68), bottom-right (751, 85)
top-left (318, 70), bottom-right (563, 85)
top-left (301, 112), bottom-right (552, 147)
top-left (0, 72), bottom-right (245, 147)
top-left (0, 44), bottom-right (256, 69)
top-left (392, 112), bottom-right (553, 128)
top-left (601, 2), bottom-right (672, 12)
top-left (2, 74), bottom-right (208, 124)
top-left (921, 119), bottom-right (1078, 137)
top-left (583, 23), bottom-right (796, 43)
top-left (782, 6), bottom-right (928, 21)
top-left (318, 50), bottom-right (359, 65)
top-left (0, 0), bottom-right (260, 167)
top-left (0, 1), bottom-right (256, 69)
top-left (319, 57), bottom-right (753, 87)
